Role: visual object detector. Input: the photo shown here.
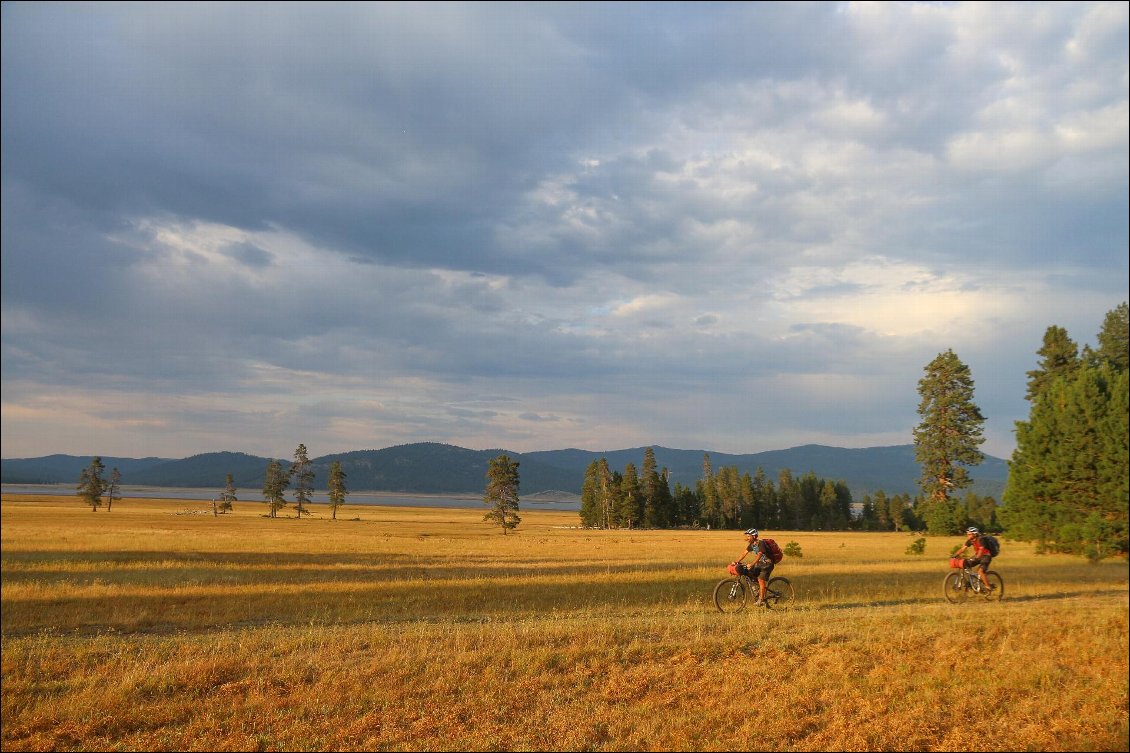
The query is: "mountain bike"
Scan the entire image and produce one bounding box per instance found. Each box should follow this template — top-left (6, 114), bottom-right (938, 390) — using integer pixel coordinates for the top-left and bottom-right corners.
top-left (713, 566), bottom-right (794, 613)
top-left (943, 558), bottom-right (1003, 603)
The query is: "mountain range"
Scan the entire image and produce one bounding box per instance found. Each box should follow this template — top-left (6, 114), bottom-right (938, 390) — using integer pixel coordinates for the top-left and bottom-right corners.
top-left (1, 442), bottom-right (1009, 500)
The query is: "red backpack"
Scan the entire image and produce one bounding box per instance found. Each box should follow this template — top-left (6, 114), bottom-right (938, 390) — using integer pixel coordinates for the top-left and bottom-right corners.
top-left (763, 538), bottom-right (784, 564)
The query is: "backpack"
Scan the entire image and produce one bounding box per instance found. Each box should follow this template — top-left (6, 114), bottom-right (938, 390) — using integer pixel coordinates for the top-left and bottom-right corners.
top-left (762, 538), bottom-right (784, 564)
top-left (980, 534), bottom-right (1000, 557)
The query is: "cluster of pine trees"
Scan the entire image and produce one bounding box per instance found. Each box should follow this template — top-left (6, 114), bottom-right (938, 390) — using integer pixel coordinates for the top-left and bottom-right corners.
top-left (579, 446), bottom-right (865, 532)
top-left (1002, 303), bottom-right (1128, 561)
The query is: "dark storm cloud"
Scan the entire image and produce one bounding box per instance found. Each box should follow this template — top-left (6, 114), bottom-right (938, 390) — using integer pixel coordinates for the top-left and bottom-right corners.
top-left (2, 2), bottom-right (1126, 459)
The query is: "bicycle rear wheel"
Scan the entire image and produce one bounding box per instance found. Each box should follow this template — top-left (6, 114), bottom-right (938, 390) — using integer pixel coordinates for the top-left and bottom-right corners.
top-left (713, 577), bottom-right (748, 613)
top-left (943, 572), bottom-right (968, 603)
top-left (982, 571), bottom-right (1004, 601)
top-left (765, 576), bottom-right (794, 610)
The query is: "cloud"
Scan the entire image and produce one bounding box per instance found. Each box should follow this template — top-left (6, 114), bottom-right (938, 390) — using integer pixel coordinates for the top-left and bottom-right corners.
top-left (2, 2), bottom-right (1126, 464)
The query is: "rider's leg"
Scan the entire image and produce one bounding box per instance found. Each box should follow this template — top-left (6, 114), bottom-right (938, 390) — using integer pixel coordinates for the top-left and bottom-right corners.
top-left (757, 576), bottom-right (767, 602)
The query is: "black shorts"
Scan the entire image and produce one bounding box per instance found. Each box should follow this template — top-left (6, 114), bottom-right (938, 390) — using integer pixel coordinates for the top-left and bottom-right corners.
top-left (751, 562), bottom-right (774, 580)
top-left (964, 554), bottom-right (992, 571)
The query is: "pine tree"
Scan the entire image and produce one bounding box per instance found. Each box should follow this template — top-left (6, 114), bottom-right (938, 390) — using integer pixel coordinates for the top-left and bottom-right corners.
top-left (290, 443), bottom-right (315, 518)
top-left (597, 458), bottom-right (615, 529)
top-left (483, 454), bottom-right (521, 534)
top-left (218, 473), bottom-right (237, 514)
top-left (616, 463), bottom-right (642, 529)
top-left (105, 467), bottom-right (121, 512)
top-left (913, 349), bottom-right (986, 530)
top-left (327, 461), bottom-right (348, 520)
top-left (1004, 363), bottom-right (1128, 560)
top-left (1004, 304), bottom-right (1128, 561)
top-left (262, 459), bottom-right (289, 518)
top-left (579, 460), bottom-right (601, 528)
top-left (77, 457), bottom-right (106, 512)
top-left (641, 447), bottom-right (662, 528)
top-left (1091, 301), bottom-right (1128, 371)
top-left (699, 453), bottom-right (720, 528)
top-left (1026, 326), bottom-right (1080, 401)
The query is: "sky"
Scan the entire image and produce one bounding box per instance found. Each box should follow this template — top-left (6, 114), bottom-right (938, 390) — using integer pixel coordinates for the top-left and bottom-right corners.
top-left (2, 2), bottom-right (1127, 463)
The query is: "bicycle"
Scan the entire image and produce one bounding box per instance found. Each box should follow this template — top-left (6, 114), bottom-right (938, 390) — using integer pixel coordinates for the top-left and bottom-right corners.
top-left (713, 564), bottom-right (795, 613)
top-left (943, 557), bottom-right (1004, 603)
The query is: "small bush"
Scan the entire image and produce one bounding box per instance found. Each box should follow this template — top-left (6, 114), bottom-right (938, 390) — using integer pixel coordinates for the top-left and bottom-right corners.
top-left (905, 537), bottom-right (927, 555)
top-left (784, 541), bottom-right (803, 558)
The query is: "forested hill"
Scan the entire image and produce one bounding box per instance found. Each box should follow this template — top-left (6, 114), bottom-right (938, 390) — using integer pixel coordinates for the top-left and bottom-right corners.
top-left (2, 442), bottom-right (1008, 499)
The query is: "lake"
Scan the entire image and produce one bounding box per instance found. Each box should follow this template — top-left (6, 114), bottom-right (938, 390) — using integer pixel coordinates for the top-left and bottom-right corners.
top-left (0, 484), bottom-right (582, 511)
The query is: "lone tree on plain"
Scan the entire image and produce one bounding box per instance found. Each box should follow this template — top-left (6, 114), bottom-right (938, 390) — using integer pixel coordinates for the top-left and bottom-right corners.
top-left (105, 467), bottom-right (121, 512)
top-left (327, 461), bottom-right (348, 520)
top-left (483, 454), bottom-right (521, 534)
top-left (77, 457), bottom-right (106, 512)
top-left (290, 443), bottom-right (315, 518)
top-left (913, 349), bottom-right (985, 534)
top-left (216, 473), bottom-right (238, 515)
top-left (262, 459), bottom-right (289, 518)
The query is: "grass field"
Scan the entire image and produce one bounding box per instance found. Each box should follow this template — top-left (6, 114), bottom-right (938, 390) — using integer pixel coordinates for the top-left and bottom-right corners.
top-left (2, 495), bottom-right (1127, 752)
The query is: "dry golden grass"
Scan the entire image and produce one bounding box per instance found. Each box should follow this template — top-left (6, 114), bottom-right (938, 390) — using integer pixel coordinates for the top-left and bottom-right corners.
top-left (2, 495), bottom-right (1127, 752)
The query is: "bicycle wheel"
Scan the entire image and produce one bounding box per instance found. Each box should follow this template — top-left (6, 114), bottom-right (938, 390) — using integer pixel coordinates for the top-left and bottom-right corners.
top-left (713, 577), bottom-right (748, 613)
top-left (765, 576), bottom-right (795, 610)
top-left (982, 571), bottom-right (1004, 601)
top-left (943, 572), bottom-right (969, 603)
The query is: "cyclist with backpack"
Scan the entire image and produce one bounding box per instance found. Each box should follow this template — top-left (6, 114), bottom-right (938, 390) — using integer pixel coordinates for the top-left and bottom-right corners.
top-left (732, 528), bottom-right (778, 606)
top-left (955, 526), bottom-right (998, 590)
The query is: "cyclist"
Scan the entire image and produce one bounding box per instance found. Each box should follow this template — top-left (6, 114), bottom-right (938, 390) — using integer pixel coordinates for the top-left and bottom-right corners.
top-left (732, 528), bottom-right (774, 606)
top-left (955, 526), bottom-right (994, 590)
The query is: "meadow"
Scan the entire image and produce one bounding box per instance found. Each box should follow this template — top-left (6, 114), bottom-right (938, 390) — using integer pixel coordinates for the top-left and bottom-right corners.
top-left (1, 495), bottom-right (1126, 752)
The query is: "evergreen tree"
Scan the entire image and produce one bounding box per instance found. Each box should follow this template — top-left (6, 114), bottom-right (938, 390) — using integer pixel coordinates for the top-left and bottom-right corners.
top-left (699, 454), bottom-right (721, 529)
top-left (105, 467), bottom-right (121, 512)
top-left (778, 469), bottom-right (801, 530)
top-left (616, 463), bottom-right (642, 529)
top-left (1026, 325), bottom-right (1080, 401)
top-left (597, 458), bottom-right (615, 529)
top-left (913, 349), bottom-right (986, 519)
top-left (1004, 363), bottom-right (1128, 560)
top-left (327, 461), bottom-right (348, 520)
top-left (77, 457), bottom-right (105, 512)
top-left (641, 447), bottom-right (662, 527)
top-left (218, 473), bottom-right (237, 514)
top-left (738, 472), bottom-right (756, 529)
top-left (872, 489), bottom-right (891, 530)
top-left (1091, 301), bottom-right (1128, 371)
top-left (888, 493), bottom-right (910, 532)
top-left (483, 454), bottom-right (521, 534)
top-left (750, 467), bottom-right (773, 529)
top-left (262, 459), bottom-right (289, 518)
top-left (325, 461), bottom-right (345, 520)
top-left (579, 460), bottom-right (601, 527)
top-left (290, 443), bottom-right (315, 518)
top-left (672, 482), bottom-right (700, 526)
top-left (715, 465), bottom-right (741, 528)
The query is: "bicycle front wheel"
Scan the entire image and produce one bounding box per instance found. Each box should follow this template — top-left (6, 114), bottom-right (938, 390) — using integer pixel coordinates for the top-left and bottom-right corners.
top-left (765, 576), bottom-right (795, 610)
top-left (982, 571), bottom-right (1004, 601)
top-left (713, 577), bottom-right (748, 613)
top-left (943, 572), bottom-right (968, 603)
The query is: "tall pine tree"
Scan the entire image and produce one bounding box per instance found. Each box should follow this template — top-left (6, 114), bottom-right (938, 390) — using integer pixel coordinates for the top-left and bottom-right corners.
top-left (483, 454), bottom-right (521, 535)
top-left (913, 349), bottom-right (985, 534)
